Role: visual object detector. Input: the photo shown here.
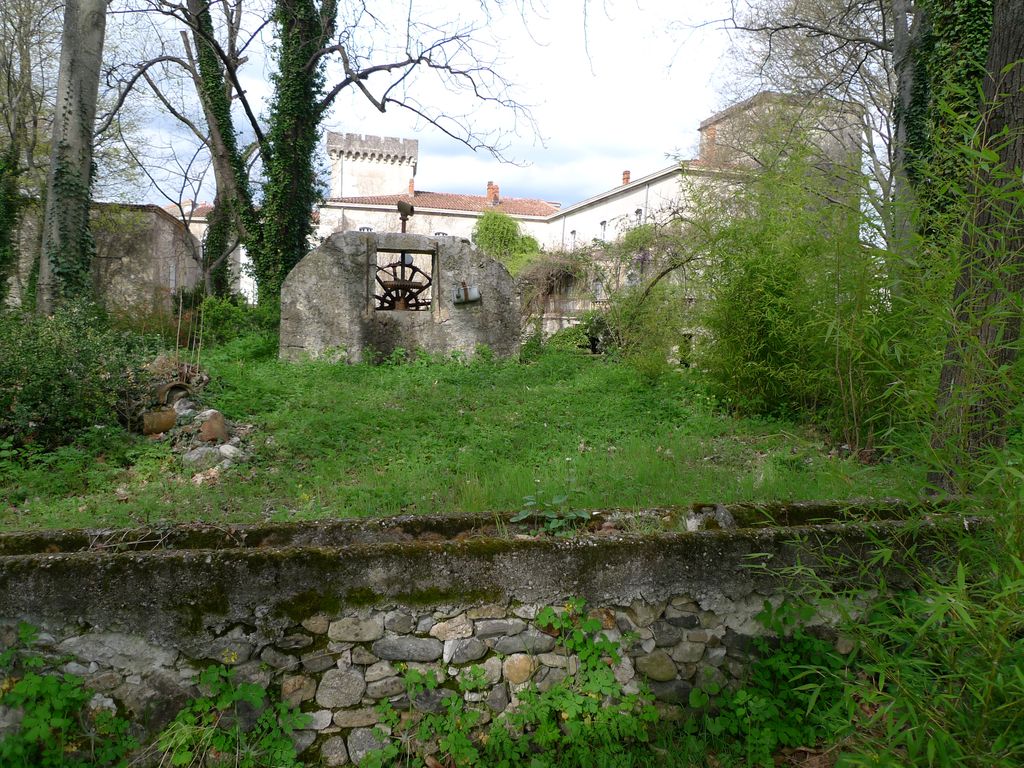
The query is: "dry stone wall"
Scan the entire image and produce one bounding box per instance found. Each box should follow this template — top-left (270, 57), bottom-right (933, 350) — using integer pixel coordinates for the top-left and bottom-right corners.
top-left (0, 510), bottom-right (964, 765)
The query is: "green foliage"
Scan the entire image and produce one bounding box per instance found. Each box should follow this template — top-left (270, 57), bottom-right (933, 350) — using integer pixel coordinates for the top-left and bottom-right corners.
top-left (472, 210), bottom-right (541, 274)
top-left (199, 295), bottom-right (279, 347)
top-left (0, 623), bottom-right (137, 768)
top-left (202, 203), bottom-right (235, 298)
top-left (155, 665), bottom-right (309, 768)
top-left (904, 0), bottom-right (993, 194)
top-left (191, 4), bottom-right (263, 302)
top-left (47, 142), bottom-right (96, 303)
top-left (510, 477), bottom-right (590, 536)
top-left (836, 486), bottom-right (1024, 767)
top-left (695, 140), bottom-right (900, 451)
top-left (0, 146), bottom-right (21, 305)
top-left (3, 337), bottom-right (917, 528)
top-left (0, 304), bottom-right (154, 448)
top-left (687, 601), bottom-right (848, 767)
top-left (364, 598), bottom-right (668, 768)
top-left (257, 0), bottom-right (337, 299)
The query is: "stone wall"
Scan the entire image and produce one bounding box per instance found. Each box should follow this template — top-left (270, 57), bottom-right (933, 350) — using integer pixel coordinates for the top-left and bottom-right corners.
top-left (280, 231), bottom-right (520, 363)
top-left (0, 507), bottom-right (965, 765)
top-left (4, 202), bottom-right (201, 311)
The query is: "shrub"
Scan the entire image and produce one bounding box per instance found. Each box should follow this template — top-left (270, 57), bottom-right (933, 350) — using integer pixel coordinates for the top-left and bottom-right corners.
top-left (199, 295), bottom-right (279, 346)
top-left (0, 304), bottom-right (154, 448)
top-left (471, 210), bottom-right (541, 274)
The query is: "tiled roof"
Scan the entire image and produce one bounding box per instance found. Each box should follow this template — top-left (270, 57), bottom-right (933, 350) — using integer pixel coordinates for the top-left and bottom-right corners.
top-left (325, 191), bottom-right (560, 217)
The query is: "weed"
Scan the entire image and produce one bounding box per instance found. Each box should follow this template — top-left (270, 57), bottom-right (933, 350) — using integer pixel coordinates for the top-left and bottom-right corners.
top-left (510, 477), bottom-right (590, 536)
top-left (0, 623), bottom-right (137, 768)
top-left (686, 600), bottom-right (849, 767)
top-left (153, 664), bottom-right (309, 767)
top-left (362, 598), bottom-right (676, 768)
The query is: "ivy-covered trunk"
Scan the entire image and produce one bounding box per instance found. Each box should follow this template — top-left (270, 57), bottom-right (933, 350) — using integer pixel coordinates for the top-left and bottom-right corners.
top-left (37, 0), bottom-right (107, 313)
top-left (0, 146), bottom-right (20, 305)
top-left (255, 0), bottom-right (336, 301)
top-left (929, 0), bottom-right (1024, 492)
top-left (186, 0), bottom-right (262, 300)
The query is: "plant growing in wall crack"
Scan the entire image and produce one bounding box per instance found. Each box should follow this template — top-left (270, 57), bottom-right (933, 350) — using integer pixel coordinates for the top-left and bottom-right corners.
top-left (511, 477), bottom-right (590, 537)
top-left (153, 664), bottom-right (309, 767)
top-left (362, 599), bottom-right (664, 768)
top-left (684, 600), bottom-right (848, 767)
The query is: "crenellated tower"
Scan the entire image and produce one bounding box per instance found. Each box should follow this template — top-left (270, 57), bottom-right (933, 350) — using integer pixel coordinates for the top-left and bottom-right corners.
top-left (325, 132), bottom-right (419, 198)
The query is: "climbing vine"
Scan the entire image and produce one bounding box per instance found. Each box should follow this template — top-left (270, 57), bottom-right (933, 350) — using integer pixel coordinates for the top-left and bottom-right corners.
top-left (47, 142), bottom-right (96, 302)
top-left (256, 0), bottom-right (336, 300)
top-left (905, 0), bottom-right (993, 199)
top-left (202, 199), bottom-right (234, 296)
top-left (0, 146), bottom-right (21, 305)
top-left (192, 0), bottom-right (264, 295)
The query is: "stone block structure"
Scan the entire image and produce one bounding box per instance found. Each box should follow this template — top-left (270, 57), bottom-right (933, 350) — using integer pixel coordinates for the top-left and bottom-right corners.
top-left (4, 202), bottom-right (201, 311)
top-left (0, 507), bottom-right (967, 764)
top-left (279, 231), bottom-right (520, 362)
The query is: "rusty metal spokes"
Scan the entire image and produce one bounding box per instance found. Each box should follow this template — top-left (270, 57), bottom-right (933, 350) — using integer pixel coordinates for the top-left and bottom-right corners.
top-left (374, 255), bottom-right (432, 310)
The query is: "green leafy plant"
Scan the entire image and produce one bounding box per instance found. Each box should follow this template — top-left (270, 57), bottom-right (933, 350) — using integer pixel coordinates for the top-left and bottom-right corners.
top-left (363, 599), bottom-right (670, 768)
top-left (836, 487), bottom-right (1024, 767)
top-left (0, 303), bottom-right (156, 448)
top-left (511, 480), bottom-right (590, 537)
top-left (154, 664), bottom-right (309, 768)
top-left (0, 623), bottom-right (137, 768)
top-left (686, 600), bottom-right (848, 767)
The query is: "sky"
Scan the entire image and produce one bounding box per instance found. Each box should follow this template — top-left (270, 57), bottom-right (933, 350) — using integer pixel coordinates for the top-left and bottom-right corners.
top-left (316, 1), bottom-right (735, 207)
top-left (130, 1), bottom-right (738, 210)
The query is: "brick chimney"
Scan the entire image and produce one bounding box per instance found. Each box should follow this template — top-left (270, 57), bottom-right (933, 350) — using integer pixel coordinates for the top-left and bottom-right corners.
top-left (622, 170), bottom-right (631, 185)
top-left (487, 181), bottom-right (500, 206)
top-left (408, 178), bottom-right (415, 195)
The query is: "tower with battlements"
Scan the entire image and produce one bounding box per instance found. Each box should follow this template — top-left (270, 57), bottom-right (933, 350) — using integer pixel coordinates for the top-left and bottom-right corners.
top-left (325, 132), bottom-right (419, 199)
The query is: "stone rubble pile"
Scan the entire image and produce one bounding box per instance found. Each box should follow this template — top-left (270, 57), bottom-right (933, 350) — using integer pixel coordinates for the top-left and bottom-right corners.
top-left (139, 356), bottom-right (255, 481)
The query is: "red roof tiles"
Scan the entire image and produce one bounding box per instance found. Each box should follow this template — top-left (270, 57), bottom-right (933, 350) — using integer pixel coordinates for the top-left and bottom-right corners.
top-left (326, 191), bottom-right (559, 217)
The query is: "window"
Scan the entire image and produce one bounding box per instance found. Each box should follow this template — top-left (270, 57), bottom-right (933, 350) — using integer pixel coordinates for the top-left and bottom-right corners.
top-left (359, 226), bottom-right (374, 232)
top-left (373, 248), bottom-right (435, 311)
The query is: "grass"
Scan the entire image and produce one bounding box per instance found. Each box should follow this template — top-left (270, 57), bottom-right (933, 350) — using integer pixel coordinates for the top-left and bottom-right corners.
top-left (0, 334), bottom-right (921, 531)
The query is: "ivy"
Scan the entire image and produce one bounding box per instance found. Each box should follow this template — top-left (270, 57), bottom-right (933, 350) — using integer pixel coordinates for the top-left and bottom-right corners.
top-left (47, 142), bottom-right (96, 303)
top-left (906, 0), bottom-right (994, 200)
top-left (0, 145), bottom-right (21, 305)
top-left (256, 0), bottom-right (336, 299)
top-left (192, 1), bottom-right (264, 296)
top-left (202, 198), bottom-right (234, 297)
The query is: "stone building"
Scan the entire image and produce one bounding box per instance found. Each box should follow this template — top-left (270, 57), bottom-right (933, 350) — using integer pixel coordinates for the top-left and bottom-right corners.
top-left (4, 202), bottom-right (202, 311)
top-left (317, 92), bottom-right (862, 252)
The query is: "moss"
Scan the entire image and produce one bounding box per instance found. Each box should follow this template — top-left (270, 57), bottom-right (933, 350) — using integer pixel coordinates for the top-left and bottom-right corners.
top-left (393, 587), bottom-right (504, 607)
top-left (176, 584), bottom-right (231, 634)
top-left (274, 589), bottom-right (342, 622)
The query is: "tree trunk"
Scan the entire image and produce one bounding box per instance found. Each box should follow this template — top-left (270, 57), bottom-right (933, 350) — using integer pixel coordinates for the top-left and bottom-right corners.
top-left (889, 0), bottom-right (924, 290)
top-left (36, 0), bottom-right (106, 313)
top-left (929, 0), bottom-right (1024, 493)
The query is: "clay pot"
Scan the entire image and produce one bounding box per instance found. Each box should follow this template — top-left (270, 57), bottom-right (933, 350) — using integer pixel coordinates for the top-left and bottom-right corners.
top-left (142, 408), bottom-right (177, 435)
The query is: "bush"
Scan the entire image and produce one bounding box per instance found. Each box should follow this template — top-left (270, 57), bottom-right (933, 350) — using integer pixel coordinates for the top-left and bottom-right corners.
top-left (199, 295), bottom-right (279, 346)
top-left (471, 210), bottom-right (541, 274)
top-left (0, 304), bottom-right (154, 448)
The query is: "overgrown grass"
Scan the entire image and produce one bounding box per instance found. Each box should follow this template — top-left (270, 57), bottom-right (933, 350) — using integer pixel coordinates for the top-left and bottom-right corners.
top-left (0, 334), bottom-right (920, 531)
